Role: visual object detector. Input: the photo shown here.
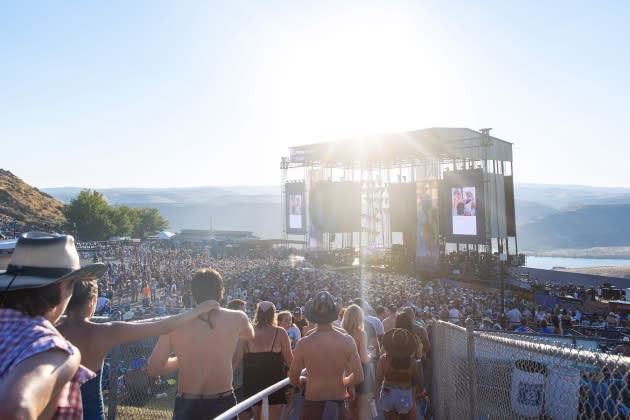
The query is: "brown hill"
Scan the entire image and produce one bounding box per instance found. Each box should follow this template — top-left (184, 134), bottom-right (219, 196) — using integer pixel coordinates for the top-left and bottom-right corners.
top-left (0, 169), bottom-right (66, 227)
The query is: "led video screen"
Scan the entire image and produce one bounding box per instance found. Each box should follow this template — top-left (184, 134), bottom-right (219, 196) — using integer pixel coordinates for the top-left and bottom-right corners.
top-left (504, 175), bottom-right (516, 237)
top-left (309, 182), bottom-right (361, 233)
top-left (440, 170), bottom-right (485, 243)
top-left (389, 183), bottom-right (417, 232)
top-left (416, 179), bottom-right (440, 272)
top-left (286, 182), bottom-right (306, 234)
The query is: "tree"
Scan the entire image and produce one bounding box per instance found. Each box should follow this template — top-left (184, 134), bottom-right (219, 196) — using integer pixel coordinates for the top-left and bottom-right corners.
top-left (109, 205), bottom-right (137, 238)
top-left (131, 208), bottom-right (168, 238)
top-left (64, 190), bottom-right (169, 241)
top-left (64, 190), bottom-right (114, 241)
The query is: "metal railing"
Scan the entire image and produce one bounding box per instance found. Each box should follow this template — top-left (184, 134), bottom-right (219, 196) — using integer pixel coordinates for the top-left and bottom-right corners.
top-left (215, 378), bottom-right (290, 420)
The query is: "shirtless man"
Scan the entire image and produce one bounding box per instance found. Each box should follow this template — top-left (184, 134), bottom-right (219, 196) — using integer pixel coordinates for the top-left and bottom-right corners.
top-left (148, 268), bottom-right (254, 419)
top-left (289, 291), bottom-right (364, 420)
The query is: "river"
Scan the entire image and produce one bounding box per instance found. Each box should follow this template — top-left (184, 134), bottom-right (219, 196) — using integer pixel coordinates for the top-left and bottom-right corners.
top-left (525, 256), bottom-right (630, 270)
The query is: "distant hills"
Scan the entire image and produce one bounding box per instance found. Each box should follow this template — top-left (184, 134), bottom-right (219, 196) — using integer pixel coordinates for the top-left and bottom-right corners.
top-left (2, 168), bottom-right (630, 255)
top-left (42, 185), bottom-right (282, 240)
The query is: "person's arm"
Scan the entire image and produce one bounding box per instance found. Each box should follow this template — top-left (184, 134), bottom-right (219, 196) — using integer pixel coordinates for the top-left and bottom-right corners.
top-left (232, 339), bottom-right (245, 373)
top-left (147, 334), bottom-right (178, 377)
top-left (417, 326), bottom-right (430, 356)
top-left (357, 331), bottom-right (371, 364)
top-left (343, 337), bottom-right (364, 387)
top-left (101, 299), bottom-right (220, 347)
top-left (278, 327), bottom-right (294, 370)
top-left (373, 356), bottom-right (385, 400)
top-left (239, 312), bottom-right (255, 341)
top-left (0, 349), bottom-right (80, 420)
top-left (288, 341), bottom-right (304, 388)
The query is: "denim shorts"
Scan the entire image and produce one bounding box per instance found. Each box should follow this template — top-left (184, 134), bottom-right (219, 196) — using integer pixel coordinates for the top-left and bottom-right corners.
top-left (378, 385), bottom-right (413, 414)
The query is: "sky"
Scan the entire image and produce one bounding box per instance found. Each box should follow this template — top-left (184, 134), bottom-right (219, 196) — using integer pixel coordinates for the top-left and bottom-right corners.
top-left (1, 1), bottom-right (629, 189)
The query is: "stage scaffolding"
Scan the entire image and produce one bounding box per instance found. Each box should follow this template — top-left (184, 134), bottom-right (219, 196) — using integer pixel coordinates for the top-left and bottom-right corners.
top-left (280, 127), bottom-right (517, 261)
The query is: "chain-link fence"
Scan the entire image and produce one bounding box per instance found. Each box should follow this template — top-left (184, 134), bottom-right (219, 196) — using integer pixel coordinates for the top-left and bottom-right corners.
top-left (104, 336), bottom-right (175, 420)
top-left (431, 319), bottom-right (630, 419)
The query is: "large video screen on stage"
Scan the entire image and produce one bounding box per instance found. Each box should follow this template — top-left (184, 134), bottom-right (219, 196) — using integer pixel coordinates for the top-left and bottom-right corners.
top-left (286, 182), bottom-right (306, 234)
top-left (504, 175), bottom-right (516, 237)
top-left (309, 182), bottom-right (361, 232)
top-left (440, 170), bottom-right (485, 243)
top-left (416, 179), bottom-right (440, 272)
top-left (389, 183), bottom-right (417, 232)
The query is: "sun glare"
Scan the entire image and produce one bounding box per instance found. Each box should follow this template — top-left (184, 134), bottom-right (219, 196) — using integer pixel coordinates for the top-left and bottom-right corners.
top-left (256, 6), bottom-right (450, 146)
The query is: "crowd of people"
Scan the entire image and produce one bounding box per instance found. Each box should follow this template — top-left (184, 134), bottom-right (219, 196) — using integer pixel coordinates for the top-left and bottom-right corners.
top-left (2, 232), bottom-right (630, 420)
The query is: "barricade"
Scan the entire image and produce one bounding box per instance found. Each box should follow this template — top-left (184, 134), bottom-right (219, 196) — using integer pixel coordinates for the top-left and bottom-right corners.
top-left (431, 319), bottom-right (630, 420)
top-left (104, 335), bottom-right (174, 420)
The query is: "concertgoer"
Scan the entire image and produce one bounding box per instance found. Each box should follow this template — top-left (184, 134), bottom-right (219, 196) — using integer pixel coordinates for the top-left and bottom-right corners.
top-left (341, 304), bottom-right (372, 420)
top-left (277, 310), bottom-right (301, 420)
top-left (58, 279), bottom-right (219, 420)
top-left (374, 328), bottom-right (420, 420)
top-left (148, 268), bottom-right (254, 419)
top-left (0, 232), bottom-right (105, 419)
top-left (242, 301), bottom-right (293, 420)
top-left (278, 310), bottom-right (302, 350)
top-left (227, 298), bottom-right (251, 420)
top-left (289, 291), bottom-right (364, 420)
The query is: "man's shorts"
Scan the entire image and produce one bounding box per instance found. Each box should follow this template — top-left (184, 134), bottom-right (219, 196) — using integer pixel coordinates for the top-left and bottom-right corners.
top-left (172, 391), bottom-right (236, 420)
top-left (300, 399), bottom-right (349, 420)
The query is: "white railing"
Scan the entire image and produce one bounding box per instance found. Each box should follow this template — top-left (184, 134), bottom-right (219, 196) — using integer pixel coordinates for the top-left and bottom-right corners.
top-left (215, 378), bottom-right (290, 420)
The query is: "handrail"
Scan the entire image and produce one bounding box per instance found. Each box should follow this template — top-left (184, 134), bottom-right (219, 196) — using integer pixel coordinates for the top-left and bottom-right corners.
top-left (215, 378), bottom-right (290, 420)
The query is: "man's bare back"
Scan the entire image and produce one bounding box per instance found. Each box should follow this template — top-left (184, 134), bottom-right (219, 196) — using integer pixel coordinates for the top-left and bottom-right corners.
top-left (148, 307), bottom-right (253, 394)
top-left (290, 324), bottom-right (363, 401)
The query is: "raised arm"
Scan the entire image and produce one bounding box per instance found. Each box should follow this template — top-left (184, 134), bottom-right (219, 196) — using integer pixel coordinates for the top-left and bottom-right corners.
top-left (0, 348), bottom-right (80, 420)
top-left (102, 300), bottom-right (220, 347)
top-left (147, 334), bottom-right (178, 377)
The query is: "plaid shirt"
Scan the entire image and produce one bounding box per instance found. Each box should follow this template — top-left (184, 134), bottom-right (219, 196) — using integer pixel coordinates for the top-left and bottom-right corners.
top-left (0, 308), bottom-right (95, 420)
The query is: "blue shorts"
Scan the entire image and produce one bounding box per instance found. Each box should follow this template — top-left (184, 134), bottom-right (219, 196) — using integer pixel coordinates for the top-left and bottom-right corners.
top-left (172, 393), bottom-right (236, 420)
top-left (378, 385), bottom-right (413, 414)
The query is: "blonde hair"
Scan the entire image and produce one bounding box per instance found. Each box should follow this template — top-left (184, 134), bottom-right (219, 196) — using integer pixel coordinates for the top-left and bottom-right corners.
top-left (342, 304), bottom-right (364, 335)
top-left (277, 310), bottom-right (292, 324)
top-left (253, 302), bottom-right (277, 326)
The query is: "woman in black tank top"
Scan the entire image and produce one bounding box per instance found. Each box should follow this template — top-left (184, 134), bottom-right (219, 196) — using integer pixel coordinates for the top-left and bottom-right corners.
top-left (242, 301), bottom-right (293, 420)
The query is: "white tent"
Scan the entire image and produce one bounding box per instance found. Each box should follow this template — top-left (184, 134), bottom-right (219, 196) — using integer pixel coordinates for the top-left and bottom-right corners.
top-left (148, 231), bottom-right (175, 240)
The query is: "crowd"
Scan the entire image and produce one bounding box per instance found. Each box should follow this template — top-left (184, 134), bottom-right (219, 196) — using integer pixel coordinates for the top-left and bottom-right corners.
top-left (2, 232), bottom-right (630, 420)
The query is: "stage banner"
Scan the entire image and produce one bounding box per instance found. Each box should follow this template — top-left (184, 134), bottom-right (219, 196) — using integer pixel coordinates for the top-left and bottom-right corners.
top-left (416, 179), bottom-right (440, 272)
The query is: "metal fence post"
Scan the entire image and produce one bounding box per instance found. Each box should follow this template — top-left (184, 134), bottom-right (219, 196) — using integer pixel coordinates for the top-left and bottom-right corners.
top-left (465, 318), bottom-right (478, 420)
top-left (262, 396), bottom-right (269, 420)
top-left (108, 344), bottom-right (120, 420)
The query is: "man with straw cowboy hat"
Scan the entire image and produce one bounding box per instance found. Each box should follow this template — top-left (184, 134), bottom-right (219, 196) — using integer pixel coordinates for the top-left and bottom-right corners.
top-left (289, 290), bottom-right (364, 420)
top-left (0, 232), bottom-right (105, 419)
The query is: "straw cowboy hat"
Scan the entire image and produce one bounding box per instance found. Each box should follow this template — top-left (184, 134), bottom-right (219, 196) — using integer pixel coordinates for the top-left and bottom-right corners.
top-left (382, 328), bottom-right (418, 358)
top-left (0, 232), bottom-right (105, 292)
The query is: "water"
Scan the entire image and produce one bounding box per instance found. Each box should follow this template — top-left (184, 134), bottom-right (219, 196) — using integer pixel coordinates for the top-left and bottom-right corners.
top-left (526, 256), bottom-right (630, 270)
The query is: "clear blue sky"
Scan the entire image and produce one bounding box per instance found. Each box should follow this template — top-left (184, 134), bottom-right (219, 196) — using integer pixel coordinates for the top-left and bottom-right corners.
top-left (1, 1), bottom-right (628, 189)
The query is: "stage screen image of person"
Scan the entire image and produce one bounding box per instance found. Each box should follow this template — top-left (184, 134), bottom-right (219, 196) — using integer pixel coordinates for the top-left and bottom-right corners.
top-left (451, 186), bottom-right (477, 235)
top-left (286, 182), bottom-right (307, 234)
